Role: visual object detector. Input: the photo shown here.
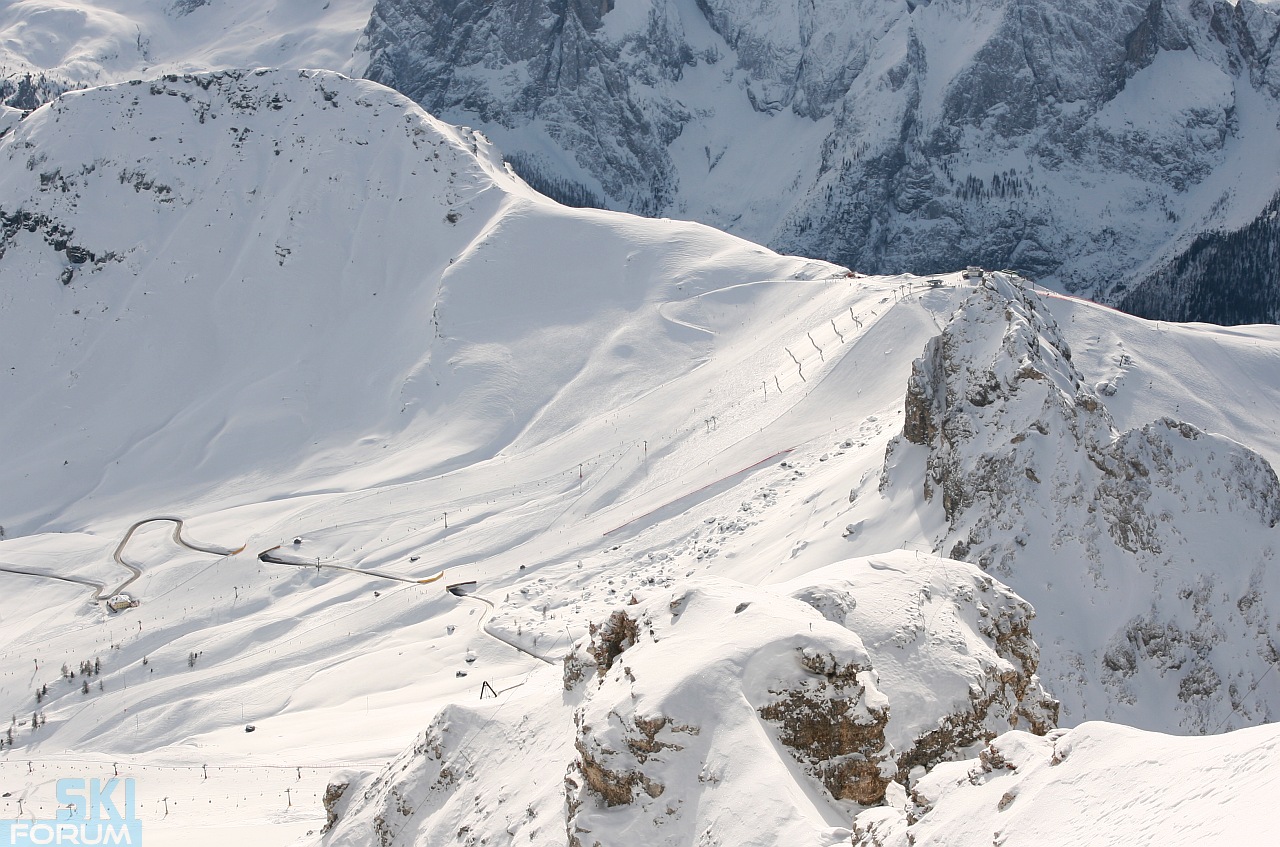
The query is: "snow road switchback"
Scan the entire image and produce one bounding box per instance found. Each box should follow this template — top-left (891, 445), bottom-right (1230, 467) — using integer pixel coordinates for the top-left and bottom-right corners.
top-left (113, 517), bottom-right (245, 597)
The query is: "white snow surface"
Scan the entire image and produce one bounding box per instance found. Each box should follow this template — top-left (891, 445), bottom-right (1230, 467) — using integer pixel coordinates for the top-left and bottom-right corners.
top-left (853, 721), bottom-right (1280, 847)
top-left (0, 0), bottom-right (372, 83)
top-left (0, 70), bottom-right (1276, 845)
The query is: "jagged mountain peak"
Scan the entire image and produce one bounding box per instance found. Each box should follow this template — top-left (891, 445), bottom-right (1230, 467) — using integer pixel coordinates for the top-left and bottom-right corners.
top-left (359, 0), bottom-right (1280, 319)
top-left (881, 273), bottom-right (1280, 730)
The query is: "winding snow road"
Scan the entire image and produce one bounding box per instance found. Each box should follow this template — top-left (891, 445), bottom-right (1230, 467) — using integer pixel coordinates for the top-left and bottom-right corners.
top-left (112, 516), bottom-right (245, 596)
top-left (257, 545), bottom-right (444, 585)
top-left (455, 592), bottom-right (556, 665)
top-left (0, 564), bottom-right (107, 598)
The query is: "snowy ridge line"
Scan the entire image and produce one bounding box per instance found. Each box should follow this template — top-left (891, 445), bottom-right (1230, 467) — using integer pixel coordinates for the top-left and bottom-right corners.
top-left (769, 274), bottom-right (955, 396)
top-left (1028, 282), bottom-right (1128, 315)
top-left (601, 447), bottom-right (796, 537)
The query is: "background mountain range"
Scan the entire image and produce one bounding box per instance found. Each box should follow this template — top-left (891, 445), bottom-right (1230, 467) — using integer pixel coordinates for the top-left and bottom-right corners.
top-left (4, 0), bottom-right (1280, 322)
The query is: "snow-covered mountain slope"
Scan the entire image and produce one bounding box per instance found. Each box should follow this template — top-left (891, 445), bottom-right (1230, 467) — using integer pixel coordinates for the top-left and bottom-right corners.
top-left (1, 69), bottom-right (1278, 845)
top-left (0, 67), bottom-right (831, 535)
top-left (853, 720), bottom-right (1280, 847)
top-left (6, 1), bottom-right (1280, 323)
top-left (0, 0), bottom-right (372, 95)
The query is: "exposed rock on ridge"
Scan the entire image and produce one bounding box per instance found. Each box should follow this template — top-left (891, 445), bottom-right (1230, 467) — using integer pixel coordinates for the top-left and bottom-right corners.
top-left (882, 272), bottom-right (1280, 731)
top-left (323, 561), bottom-right (1056, 845)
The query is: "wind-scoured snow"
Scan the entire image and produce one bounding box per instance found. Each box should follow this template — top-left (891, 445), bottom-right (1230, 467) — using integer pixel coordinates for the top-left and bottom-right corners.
top-left (854, 721), bottom-right (1280, 847)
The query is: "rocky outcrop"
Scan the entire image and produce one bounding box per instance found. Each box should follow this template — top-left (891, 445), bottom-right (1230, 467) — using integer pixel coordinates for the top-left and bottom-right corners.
top-left (361, 0), bottom-right (689, 215)
top-left (325, 562), bottom-right (1056, 846)
top-left (784, 556), bottom-right (1059, 788)
top-left (755, 649), bottom-right (892, 805)
top-left (320, 779), bottom-right (351, 834)
top-left (881, 272), bottom-right (1280, 731)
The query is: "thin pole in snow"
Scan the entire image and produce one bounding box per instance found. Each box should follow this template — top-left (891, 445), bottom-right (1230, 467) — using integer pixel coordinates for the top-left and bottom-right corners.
top-left (443, 512), bottom-right (448, 529)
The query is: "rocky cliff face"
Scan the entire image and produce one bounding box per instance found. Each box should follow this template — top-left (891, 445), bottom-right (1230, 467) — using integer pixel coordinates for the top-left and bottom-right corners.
top-left (881, 272), bottom-right (1280, 731)
top-left (362, 0), bottom-right (690, 214)
top-left (361, 0), bottom-right (1280, 319)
